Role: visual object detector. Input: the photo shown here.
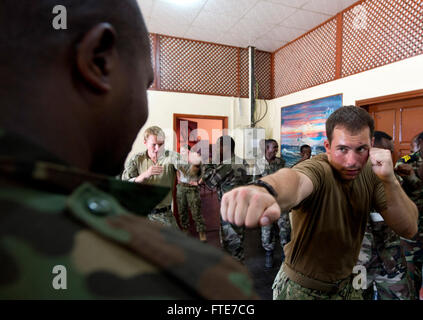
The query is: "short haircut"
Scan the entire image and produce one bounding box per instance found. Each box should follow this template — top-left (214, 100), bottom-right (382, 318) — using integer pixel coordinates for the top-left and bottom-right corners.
top-left (373, 131), bottom-right (392, 145)
top-left (216, 135), bottom-right (235, 152)
top-left (326, 106), bottom-right (374, 143)
top-left (300, 144), bottom-right (311, 152)
top-left (143, 126), bottom-right (165, 140)
top-left (265, 139), bottom-right (278, 147)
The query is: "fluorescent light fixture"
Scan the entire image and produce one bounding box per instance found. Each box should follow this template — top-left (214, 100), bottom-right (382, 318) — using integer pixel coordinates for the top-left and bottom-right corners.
top-left (161, 0), bottom-right (201, 6)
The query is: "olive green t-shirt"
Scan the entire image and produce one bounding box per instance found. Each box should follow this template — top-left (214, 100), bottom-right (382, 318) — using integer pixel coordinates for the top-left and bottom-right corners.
top-left (285, 153), bottom-right (387, 283)
top-left (122, 150), bottom-right (181, 209)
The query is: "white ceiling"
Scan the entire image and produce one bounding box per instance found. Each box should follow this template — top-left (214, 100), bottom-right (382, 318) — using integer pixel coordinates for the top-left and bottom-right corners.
top-left (138, 0), bottom-right (359, 52)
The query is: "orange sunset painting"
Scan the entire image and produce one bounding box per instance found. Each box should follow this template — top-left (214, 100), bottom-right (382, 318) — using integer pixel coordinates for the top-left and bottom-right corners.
top-left (281, 94), bottom-right (343, 167)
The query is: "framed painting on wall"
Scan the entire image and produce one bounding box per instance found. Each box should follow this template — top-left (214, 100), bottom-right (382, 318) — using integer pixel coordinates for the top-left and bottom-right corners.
top-left (281, 94), bottom-right (343, 167)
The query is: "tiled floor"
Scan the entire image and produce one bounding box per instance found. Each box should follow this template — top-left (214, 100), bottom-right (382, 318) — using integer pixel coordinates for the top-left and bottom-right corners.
top-left (244, 227), bottom-right (283, 300)
top-left (183, 186), bottom-right (283, 300)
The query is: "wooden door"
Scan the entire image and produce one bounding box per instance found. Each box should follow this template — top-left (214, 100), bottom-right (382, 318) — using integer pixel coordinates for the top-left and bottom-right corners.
top-left (364, 95), bottom-right (423, 163)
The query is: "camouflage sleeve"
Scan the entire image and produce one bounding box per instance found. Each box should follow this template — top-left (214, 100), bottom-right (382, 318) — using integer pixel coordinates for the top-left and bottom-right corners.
top-left (201, 163), bottom-right (220, 189)
top-left (395, 172), bottom-right (403, 185)
top-left (395, 158), bottom-right (423, 190)
top-left (107, 213), bottom-right (259, 299)
top-left (238, 163), bottom-right (253, 185)
top-left (241, 159), bottom-right (254, 184)
top-left (402, 173), bottom-right (423, 190)
top-left (121, 154), bottom-right (140, 181)
top-left (0, 182), bottom-right (259, 299)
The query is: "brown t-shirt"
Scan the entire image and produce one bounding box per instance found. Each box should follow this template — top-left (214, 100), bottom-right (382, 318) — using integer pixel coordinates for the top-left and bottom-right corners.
top-left (285, 153), bottom-right (387, 283)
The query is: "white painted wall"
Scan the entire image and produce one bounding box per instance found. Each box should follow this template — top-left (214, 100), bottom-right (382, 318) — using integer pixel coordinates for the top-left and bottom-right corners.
top-left (126, 90), bottom-right (252, 162)
top-left (126, 54), bottom-right (423, 163)
top-left (262, 54), bottom-right (423, 145)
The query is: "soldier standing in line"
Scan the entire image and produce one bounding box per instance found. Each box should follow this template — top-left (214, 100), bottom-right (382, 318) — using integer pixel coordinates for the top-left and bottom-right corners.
top-left (176, 144), bottom-right (207, 242)
top-left (202, 135), bottom-right (251, 263)
top-left (292, 144), bottom-right (312, 167)
top-left (283, 144), bottom-right (313, 263)
top-left (395, 131), bottom-right (423, 299)
top-left (356, 131), bottom-right (412, 300)
top-left (278, 144), bottom-right (313, 268)
top-left (256, 139), bottom-right (287, 269)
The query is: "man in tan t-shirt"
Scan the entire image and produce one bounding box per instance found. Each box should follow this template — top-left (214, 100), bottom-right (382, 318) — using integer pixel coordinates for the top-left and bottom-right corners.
top-left (220, 106), bottom-right (418, 300)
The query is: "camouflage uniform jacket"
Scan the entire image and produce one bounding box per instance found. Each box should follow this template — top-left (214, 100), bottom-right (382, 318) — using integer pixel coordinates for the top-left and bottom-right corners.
top-left (178, 162), bottom-right (202, 184)
top-left (202, 156), bottom-right (251, 201)
top-left (0, 129), bottom-right (258, 299)
top-left (259, 157), bottom-right (285, 178)
top-left (395, 151), bottom-right (423, 232)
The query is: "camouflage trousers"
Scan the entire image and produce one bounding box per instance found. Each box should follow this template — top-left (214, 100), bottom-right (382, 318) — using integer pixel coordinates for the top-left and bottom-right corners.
top-left (272, 264), bottom-right (363, 300)
top-left (401, 232), bottom-right (423, 300)
top-left (176, 184), bottom-right (206, 233)
top-left (357, 220), bottom-right (412, 300)
top-left (147, 208), bottom-right (179, 229)
top-left (261, 212), bottom-right (291, 252)
top-left (220, 216), bottom-right (245, 263)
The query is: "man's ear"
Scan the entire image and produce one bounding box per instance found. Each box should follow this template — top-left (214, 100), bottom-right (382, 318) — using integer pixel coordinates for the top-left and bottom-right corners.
top-left (324, 139), bottom-right (331, 153)
top-left (371, 137), bottom-right (375, 147)
top-left (76, 23), bottom-right (118, 92)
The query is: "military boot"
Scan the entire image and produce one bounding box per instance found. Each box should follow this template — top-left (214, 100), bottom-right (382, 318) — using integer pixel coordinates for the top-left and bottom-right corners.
top-left (264, 250), bottom-right (274, 269)
top-left (199, 231), bottom-right (207, 242)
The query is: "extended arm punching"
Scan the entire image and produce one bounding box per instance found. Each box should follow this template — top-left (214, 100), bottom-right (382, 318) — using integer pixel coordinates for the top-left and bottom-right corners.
top-left (221, 168), bottom-right (313, 227)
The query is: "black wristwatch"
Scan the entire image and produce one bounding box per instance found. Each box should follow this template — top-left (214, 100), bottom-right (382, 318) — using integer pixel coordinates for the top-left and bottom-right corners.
top-left (248, 180), bottom-right (278, 199)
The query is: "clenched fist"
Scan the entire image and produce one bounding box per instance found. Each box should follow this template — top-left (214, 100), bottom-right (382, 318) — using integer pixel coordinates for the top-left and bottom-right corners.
top-left (135, 165), bottom-right (163, 182)
top-left (369, 148), bottom-right (395, 182)
top-left (220, 186), bottom-right (281, 227)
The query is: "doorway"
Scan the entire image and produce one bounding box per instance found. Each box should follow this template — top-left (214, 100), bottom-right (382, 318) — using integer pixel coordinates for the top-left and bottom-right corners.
top-left (173, 114), bottom-right (228, 153)
top-left (357, 89), bottom-right (423, 163)
top-left (172, 114), bottom-right (228, 247)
